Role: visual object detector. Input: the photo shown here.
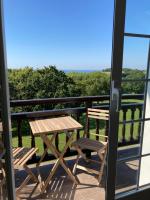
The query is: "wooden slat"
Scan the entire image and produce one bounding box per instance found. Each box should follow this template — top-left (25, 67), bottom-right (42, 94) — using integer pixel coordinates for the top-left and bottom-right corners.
top-left (88, 115), bottom-right (109, 120)
top-left (74, 138), bottom-right (106, 152)
top-left (29, 116), bottom-right (83, 136)
top-left (13, 147), bottom-right (38, 167)
top-left (90, 132), bottom-right (108, 139)
top-left (13, 147), bottom-right (25, 157)
top-left (88, 111), bottom-right (109, 117)
top-left (14, 148), bottom-right (33, 166)
top-left (87, 109), bottom-right (109, 120)
top-left (20, 148), bottom-right (38, 166)
top-left (88, 108), bottom-right (109, 113)
top-left (13, 148), bottom-right (29, 166)
top-left (17, 148), bottom-right (38, 166)
top-left (13, 148), bottom-right (30, 166)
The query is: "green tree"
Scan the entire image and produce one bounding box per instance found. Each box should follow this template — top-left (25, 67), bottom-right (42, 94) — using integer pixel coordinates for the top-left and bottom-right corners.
top-left (122, 69), bottom-right (145, 94)
top-left (8, 66), bottom-right (81, 100)
top-left (68, 71), bottom-right (110, 96)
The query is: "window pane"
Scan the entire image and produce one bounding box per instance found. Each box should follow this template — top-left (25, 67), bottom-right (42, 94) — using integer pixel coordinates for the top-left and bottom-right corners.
top-left (121, 79), bottom-right (145, 96)
top-left (142, 121), bottom-right (150, 155)
top-left (116, 159), bottom-right (139, 194)
top-left (122, 37), bottom-right (149, 72)
top-left (125, 0), bottom-right (150, 35)
top-left (144, 81), bottom-right (150, 119)
top-left (139, 156), bottom-right (150, 186)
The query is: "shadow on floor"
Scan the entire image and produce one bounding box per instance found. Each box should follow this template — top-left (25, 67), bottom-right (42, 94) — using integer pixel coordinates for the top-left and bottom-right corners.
top-left (15, 151), bottom-right (138, 199)
top-left (16, 157), bottom-right (106, 200)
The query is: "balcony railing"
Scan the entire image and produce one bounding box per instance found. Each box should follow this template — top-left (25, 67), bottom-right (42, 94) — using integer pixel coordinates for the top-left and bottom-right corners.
top-left (10, 94), bottom-right (144, 162)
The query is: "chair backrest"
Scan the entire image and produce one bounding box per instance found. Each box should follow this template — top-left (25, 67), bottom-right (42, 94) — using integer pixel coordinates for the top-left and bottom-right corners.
top-left (87, 108), bottom-right (109, 121)
top-left (84, 108), bottom-right (109, 138)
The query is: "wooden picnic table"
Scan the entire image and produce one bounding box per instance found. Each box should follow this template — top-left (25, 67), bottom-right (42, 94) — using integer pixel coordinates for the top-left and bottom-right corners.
top-left (29, 116), bottom-right (83, 192)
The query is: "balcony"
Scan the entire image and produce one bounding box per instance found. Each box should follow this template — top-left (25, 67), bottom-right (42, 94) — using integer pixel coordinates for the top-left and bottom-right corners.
top-left (15, 147), bottom-right (138, 200)
top-left (13, 147), bottom-right (138, 200)
top-left (4, 94), bottom-right (142, 199)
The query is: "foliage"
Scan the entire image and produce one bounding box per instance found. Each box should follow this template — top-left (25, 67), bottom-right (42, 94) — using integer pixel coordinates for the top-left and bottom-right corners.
top-left (122, 69), bottom-right (145, 94)
top-left (103, 68), bottom-right (145, 94)
top-left (68, 71), bottom-right (110, 96)
top-left (9, 66), bottom-right (144, 139)
top-left (8, 66), bottom-right (145, 105)
top-left (8, 66), bottom-right (80, 100)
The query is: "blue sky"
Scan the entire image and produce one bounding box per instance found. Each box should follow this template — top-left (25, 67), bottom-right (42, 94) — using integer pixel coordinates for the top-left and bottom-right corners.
top-left (3, 0), bottom-right (150, 70)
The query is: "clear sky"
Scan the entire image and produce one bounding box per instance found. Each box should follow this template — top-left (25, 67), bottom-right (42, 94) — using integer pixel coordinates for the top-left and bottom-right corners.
top-left (3, 0), bottom-right (150, 70)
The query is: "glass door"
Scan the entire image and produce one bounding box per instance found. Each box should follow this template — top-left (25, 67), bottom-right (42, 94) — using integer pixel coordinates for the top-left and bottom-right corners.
top-left (107, 0), bottom-right (150, 200)
top-left (106, 0), bottom-right (126, 200)
top-left (0, 0), bottom-right (16, 199)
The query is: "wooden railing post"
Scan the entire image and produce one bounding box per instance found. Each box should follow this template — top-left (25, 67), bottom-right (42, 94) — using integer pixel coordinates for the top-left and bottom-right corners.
top-left (55, 133), bottom-right (59, 151)
top-left (96, 119), bottom-right (99, 140)
top-left (76, 113), bottom-right (80, 140)
top-left (66, 131), bottom-right (71, 155)
top-left (85, 101), bottom-right (92, 158)
top-left (85, 101), bottom-right (92, 138)
top-left (138, 106), bottom-right (142, 142)
top-left (17, 119), bottom-right (22, 147)
top-left (30, 128), bottom-right (37, 161)
top-left (105, 120), bottom-right (109, 142)
top-left (122, 108), bottom-right (128, 144)
top-left (130, 107), bottom-right (136, 142)
top-left (30, 128), bottom-right (35, 148)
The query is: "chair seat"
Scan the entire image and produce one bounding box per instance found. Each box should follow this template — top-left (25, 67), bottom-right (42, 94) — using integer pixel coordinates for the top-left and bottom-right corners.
top-left (0, 146), bottom-right (39, 196)
top-left (13, 147), bottom-right (38, 168)
top-left (73, 138), bottom-right (107, 152)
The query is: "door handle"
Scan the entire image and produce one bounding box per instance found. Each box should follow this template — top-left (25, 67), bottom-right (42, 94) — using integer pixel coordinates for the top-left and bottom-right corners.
top-left (112, 81), bottom-right (121, 112)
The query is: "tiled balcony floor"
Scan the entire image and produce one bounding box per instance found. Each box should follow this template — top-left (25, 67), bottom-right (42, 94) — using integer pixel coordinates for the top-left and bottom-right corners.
top-left (16, 157), bottom-right (106, 200)
top-left (14, 146), bottom-right (139, 200)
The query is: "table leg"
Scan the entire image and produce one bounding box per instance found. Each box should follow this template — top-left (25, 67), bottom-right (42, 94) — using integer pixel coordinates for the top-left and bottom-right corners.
top-left (40, 131), bottom-right (78, 192)
top-left (36, 148), bottom-right (48, 189)
top-left (50, 132), bottom-right (78, 183)
top-left (37, 133), bottom-right (57, 189)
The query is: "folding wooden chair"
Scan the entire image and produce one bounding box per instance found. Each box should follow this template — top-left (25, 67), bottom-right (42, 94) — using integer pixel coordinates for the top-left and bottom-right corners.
top-left (0, 141), bottom-right (5, 197)
top-left (0, 122), bottom-right (5, 197)
top-left (12, 147), bottom-right (39, 196)
top-left (72, 108), bottom-right (109, 185)
top-left (0, 122), bottom-right (39, 196)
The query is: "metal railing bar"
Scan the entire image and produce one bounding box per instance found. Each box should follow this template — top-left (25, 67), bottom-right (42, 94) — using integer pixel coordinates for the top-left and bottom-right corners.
top-left (10, 94), bottom-right (144, 107)
top-left (122, 79), bottom-right (150, 82)
top-left (117, 152), bottom-right (150, 163)
top-left (119, 117), bottom-right (150, 124)
top-left (125, 32), bottom-right (150, 39)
